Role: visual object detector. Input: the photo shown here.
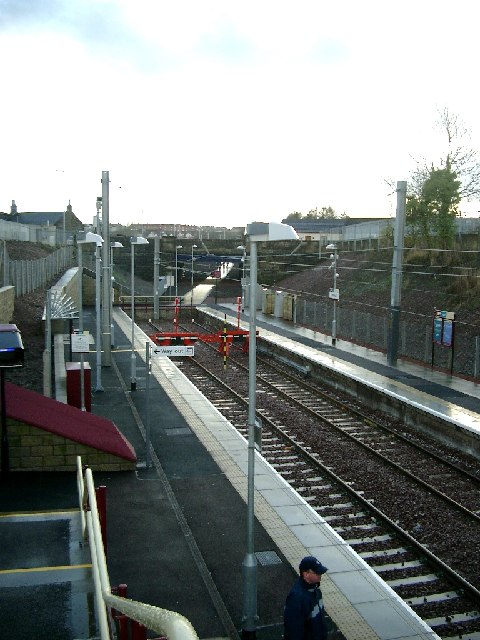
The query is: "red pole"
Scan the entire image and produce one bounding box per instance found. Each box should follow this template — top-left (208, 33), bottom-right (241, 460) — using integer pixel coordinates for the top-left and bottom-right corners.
top-left (131, 620), bottom-right (148, 640)
top-left (110, 583), bottom-right (128, 621)
top-left (223, 315), bottom-right (227, 370)
top-left (117, 615), bottom-right (129, 640)
top-left (95, 485), bottom-right (107, 556)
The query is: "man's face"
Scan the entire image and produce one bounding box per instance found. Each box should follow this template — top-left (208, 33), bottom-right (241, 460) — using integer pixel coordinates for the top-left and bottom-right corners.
top-left (302, 569), bottom-right (322, 585)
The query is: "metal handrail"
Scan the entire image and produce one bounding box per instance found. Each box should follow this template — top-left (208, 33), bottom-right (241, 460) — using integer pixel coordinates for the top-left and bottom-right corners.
top-left (76, 456), bottom-right (199, 640)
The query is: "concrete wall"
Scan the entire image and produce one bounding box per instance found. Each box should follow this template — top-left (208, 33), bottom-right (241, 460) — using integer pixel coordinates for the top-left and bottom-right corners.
top-left (7, 419), bottom-right (136, 472)
top-left (0, 286), bottom-right (15, 323)
top-left (53, 267), bottom-right (80, 309)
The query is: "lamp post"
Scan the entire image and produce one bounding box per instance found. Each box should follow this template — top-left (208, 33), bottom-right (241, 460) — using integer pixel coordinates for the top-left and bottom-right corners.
top-left (326, 243), bottom-right (339, 346)
top-left (77, 232), bottom-right (103, 408)
top-left (95, 240), bottom-right (104, 392)
top-left (130, 236), bottom-right (149, 391)
top-left (242, 221), bottom-right (298, 640)
top-left (175, 244), bottom-right (183, 299)
top-left (110, 242), bottom-right (124, 347)
top-left (190, 244), bottom-right (197, 307)
top-left (237, 244), bottom-right (247, 312)
top-left (153, 235), bottom-right (161, 320)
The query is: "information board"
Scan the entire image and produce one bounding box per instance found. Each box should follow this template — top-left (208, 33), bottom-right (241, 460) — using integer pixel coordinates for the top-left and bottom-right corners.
top-left (71, 333), bottom-right (90, 353)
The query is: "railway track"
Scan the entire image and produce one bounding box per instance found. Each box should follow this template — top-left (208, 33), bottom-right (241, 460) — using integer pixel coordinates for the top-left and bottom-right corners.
top-left (146, 319), bottom-right (480, 639)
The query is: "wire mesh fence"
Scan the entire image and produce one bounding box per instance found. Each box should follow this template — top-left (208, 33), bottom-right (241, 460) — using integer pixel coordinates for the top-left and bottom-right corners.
top-left (290, 294), bottom-right (479, 378)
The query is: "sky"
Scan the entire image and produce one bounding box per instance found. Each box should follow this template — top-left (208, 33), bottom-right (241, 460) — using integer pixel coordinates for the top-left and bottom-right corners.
top-left (1, 0), bottom-right (480, 228)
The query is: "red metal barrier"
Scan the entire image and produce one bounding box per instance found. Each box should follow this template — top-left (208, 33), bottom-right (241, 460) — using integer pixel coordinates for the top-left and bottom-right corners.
top-left (149, 328), bottom-right (254, 354)
top-left (151, 331), bottom-right (199, 346)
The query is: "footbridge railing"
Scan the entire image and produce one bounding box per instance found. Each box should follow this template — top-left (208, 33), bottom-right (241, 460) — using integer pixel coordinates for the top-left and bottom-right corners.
top-left (76, 457), bottom-right (199, 640)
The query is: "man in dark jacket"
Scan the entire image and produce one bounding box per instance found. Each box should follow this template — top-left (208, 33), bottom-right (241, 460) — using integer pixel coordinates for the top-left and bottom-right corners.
top-left (284, 556), bottom-right (329, 640)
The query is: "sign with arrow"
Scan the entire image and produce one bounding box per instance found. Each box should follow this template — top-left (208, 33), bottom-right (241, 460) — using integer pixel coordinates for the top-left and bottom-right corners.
top-left (152, 345), bottom-right (194, 357)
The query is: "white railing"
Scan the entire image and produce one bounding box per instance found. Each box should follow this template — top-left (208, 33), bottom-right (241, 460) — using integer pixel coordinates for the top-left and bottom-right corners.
top-left (76, 457), bottom-right (199, 640)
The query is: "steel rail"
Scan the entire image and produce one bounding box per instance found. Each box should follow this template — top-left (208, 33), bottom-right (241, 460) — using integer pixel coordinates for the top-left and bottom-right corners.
top-left (178, 355), bottom-right (480, 608)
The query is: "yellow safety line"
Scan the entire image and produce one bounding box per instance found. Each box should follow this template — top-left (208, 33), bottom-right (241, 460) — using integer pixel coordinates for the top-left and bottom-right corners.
top-left (0, 509), bottom-right (80, 518)
top-left (0, 564), bottom-right (92, 575)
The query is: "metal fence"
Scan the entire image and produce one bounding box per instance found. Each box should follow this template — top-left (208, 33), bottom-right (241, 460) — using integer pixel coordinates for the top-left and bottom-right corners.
top-left (292, 294), bottom-right (480, 379)
top-left (1, 243), bottom-right (76, 296)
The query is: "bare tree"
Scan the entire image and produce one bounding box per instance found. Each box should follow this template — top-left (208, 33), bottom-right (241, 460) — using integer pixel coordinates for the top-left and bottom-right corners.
top-left (410, 107), bottom-right (480, 199)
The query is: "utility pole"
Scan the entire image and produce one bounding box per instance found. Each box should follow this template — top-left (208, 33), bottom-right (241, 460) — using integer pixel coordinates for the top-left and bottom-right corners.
top-left (388, 181), bottom-right (407, 366)
top-left (101, 171), bottom-right (111, 366)
top-left (153, 235), bottom-right (160, 320)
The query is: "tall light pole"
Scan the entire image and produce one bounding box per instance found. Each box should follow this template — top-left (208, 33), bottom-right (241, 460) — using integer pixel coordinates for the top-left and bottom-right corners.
top-left (95, 240), bottom-right (104, 392)
top-left (130, 236), bottom-right (149, 391)
top-left (190, 244), bottom-right (197, 307)
top-left (388, 181), bottom-right (407, 366)
top-left (153, 235), bottom-right (161, 320)
top-left (242, 222), bottom-right (298, 640)
top-left (101, 171), bottom-right (112, 367)
top-left (77, 232), bottom-right (103, 409)
top-left (326, 243), bottom-right (339, 346)
top-left (175, 244), bottom-right (183, 299)
top-left (237, 244), bottom-right (247, 312)
top-left (110, 242), bottom-right (123, 347)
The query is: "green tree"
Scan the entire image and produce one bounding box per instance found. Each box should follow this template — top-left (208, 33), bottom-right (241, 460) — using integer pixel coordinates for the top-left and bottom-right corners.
top-left (285, 206), bottom-right (344, 221)
top-left (407, 164), bottom-right (460, 248)
top-left (284, 211), bottom-right (303, 221)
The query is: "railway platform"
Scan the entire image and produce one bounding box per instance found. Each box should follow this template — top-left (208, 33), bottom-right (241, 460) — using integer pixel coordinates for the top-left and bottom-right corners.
top-left (3, 298), bottom-right (466, 640)
top-left (204, 303), bottom-right (480, 453)
top-left (107, 307), bottom-right (439, 640)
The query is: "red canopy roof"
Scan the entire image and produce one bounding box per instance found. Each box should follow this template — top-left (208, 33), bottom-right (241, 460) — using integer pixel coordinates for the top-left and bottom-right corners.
top-left (6, 382), bottom-right (136, 462)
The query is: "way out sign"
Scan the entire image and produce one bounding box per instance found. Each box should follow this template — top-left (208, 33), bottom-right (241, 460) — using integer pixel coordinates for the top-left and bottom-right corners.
top-left (152, 345), bottom-right (195, 357)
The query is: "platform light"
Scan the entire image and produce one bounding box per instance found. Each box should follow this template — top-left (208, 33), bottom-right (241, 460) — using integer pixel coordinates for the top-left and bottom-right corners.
top-left (130, 236), bottom-right (149, 391)
top-left (175, 244), bottom-right (183, 299)
top-left (237, 244), bottom-right (247, 312)
top-left (110, 242), bottom-right (124, 347)
top-left (190, 244), bottom-right (197, 307)
top-left (242, 221), bottom-right (298, 640)
top-left (77, 232), bottom-right (104, 410)
top-left (326, 243), bottom-right (339, 347)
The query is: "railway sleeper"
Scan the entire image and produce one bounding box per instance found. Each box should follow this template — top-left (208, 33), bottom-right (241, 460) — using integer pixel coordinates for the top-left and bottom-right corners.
top-left (323, 513), bottom-right (364, 523)
top-left (408, 591), bottom-right (462, 605)
top-left (358, 547), bottom-right (409, 560)
top-left (425, 610), bottom-right (480, 627)
top-left (386, 573), bottom-right (439, 587)
top-left (346, 533), bottom-right (393, 544)
top-left (375, 559), bottom-right (424, 572)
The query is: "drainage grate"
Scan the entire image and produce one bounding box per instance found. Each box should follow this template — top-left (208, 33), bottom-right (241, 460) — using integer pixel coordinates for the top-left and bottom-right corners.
top-left (255, 550), bottom-right (282, 566)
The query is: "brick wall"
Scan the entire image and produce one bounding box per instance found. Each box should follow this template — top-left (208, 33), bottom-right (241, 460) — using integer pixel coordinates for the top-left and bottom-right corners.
top-left (7, 419), bottom-right (136, 472)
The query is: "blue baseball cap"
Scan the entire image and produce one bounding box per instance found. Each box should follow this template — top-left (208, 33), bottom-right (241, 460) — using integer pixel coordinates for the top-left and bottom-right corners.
top-left (299, 556), bottom-right (328, 575)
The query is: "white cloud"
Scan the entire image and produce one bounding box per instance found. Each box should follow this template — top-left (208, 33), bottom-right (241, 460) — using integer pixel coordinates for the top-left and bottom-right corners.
top-left (1, 0), bottom-right (480, 225)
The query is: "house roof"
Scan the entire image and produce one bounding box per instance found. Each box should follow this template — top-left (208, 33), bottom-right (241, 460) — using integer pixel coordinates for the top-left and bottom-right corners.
top-left (6, 382), bottom-right (136, 462)
top-left (286, 219), bottom-right (349, 231)
top-left (14, 212), bottom-right (65, 226)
